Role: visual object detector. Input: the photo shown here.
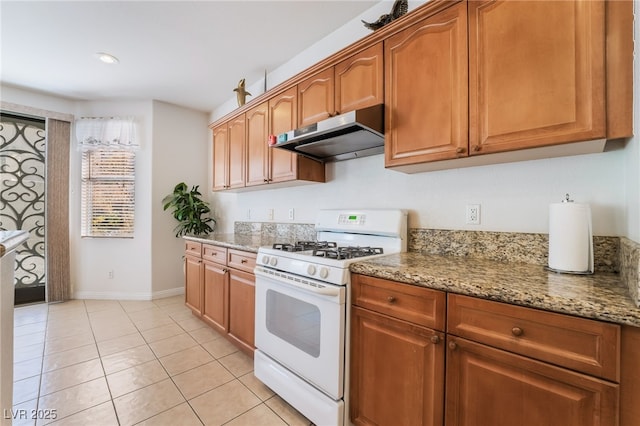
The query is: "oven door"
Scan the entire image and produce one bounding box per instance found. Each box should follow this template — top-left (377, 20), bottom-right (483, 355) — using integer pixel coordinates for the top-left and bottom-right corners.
top-left (254, 267), bottom-right (345, 399)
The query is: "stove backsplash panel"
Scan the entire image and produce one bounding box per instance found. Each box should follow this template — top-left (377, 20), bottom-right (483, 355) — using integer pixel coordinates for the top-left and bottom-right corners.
top-left (234, 221), bottom-right (316, 242)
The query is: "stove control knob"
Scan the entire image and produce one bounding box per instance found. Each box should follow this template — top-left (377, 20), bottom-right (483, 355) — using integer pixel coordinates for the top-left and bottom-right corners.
top-left (270, 257), bottom-right (278, 267)
top-left (307, 265), bottom-right (316, 276)
top-left (262, 255), bottom-right (270, 265)
top-left (319, 267), bottom-right (329, 279)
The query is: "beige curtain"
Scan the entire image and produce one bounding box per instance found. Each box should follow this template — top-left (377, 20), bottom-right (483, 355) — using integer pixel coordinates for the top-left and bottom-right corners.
top-left (46, 119), bottom-right (70, 302)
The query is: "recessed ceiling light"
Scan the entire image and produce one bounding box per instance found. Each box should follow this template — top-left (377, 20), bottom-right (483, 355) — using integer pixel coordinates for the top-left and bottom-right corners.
top-left (95, 52), bottom-right (119, 64)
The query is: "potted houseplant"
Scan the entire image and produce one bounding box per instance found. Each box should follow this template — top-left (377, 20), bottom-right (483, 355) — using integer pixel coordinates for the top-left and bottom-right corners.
top-left (162, 182), bottom-right (215, 237)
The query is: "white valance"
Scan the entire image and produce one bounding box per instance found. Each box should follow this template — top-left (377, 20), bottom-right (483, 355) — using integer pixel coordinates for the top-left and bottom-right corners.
top-left (75, 116), bottom-right (138, 151)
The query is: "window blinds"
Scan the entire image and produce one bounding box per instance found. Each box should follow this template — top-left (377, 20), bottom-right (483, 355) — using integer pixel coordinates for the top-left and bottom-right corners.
top-left (81, 150), bottom-right (136, 237)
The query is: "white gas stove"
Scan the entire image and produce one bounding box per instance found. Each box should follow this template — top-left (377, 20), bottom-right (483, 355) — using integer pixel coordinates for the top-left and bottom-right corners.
top-left (256, 209), bottom-right (408, 286)
top-left (254, 209), bottom-right (407, 426)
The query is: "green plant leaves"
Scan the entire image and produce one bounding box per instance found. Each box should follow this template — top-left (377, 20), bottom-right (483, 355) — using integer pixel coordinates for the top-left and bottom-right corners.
top-left (162, 182), bottom-right (215, 237)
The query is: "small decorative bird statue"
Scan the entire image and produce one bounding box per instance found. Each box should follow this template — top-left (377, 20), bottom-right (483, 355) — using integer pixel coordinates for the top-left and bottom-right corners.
top-left (362, 0), bottom-right (408, 31)
top-left (233, 78), bottom-right (251, 107)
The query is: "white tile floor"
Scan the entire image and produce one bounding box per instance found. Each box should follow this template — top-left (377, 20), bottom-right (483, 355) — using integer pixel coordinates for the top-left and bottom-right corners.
top-left (12, 296), bottom-right (312, 426)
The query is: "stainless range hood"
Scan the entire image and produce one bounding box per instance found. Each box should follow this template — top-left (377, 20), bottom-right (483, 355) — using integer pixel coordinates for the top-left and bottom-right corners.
top-left (272, 104), bottom-right (384, 162)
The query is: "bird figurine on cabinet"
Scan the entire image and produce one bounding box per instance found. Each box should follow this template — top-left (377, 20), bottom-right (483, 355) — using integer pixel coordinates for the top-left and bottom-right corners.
top-left (362, 0), bottom-right (408, 30)
top-left (233, 78), bottom-right (251, 107)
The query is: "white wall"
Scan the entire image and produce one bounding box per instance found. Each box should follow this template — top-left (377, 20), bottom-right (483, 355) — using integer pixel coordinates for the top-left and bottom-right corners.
top-left (151, 101), bottom-right (209, 296)
top-left (626, 0), bottom-right (640, 243)
top-left (208, 0), bottom-right (637, 240)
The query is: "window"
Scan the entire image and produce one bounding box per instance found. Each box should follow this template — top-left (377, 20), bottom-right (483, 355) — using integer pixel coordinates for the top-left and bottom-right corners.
top-left (81, 150), bottom-right (136, 237)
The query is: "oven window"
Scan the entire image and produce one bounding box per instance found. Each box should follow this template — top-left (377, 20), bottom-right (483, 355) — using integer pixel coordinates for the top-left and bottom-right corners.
top-left (265, 289), bottom-right (321, 358)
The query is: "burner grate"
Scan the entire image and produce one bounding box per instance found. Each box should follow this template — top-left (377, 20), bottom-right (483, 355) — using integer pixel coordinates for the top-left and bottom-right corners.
top-left (312, 246), bottom-right (384, 260)
top-left (272, 241), bottom-right (338, 252)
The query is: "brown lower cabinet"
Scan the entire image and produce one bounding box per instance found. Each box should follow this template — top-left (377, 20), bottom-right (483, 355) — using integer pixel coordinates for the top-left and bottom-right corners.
top-left (350, 274), bottom-right (639, 426)
top-left (184, 241), bottom-right (256, 357)
top-left (445, 336), bottom-right (618, 426)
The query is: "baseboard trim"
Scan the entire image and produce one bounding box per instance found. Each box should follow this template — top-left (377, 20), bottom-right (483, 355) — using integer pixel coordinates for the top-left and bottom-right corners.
top-left (73, 286), bottom-right (184, 301)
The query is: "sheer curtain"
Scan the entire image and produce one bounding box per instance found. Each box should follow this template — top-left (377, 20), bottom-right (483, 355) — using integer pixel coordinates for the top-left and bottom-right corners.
top-left (75, 116), bottom-right (139, 151)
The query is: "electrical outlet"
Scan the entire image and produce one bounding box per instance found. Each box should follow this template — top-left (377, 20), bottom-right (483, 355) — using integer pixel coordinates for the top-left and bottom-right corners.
top-left (267, 208), bottom-right (274, 220)
top-left (466, 204), bottom-right (481, 225)
top-left (288, 208), bottom-right (295, 221)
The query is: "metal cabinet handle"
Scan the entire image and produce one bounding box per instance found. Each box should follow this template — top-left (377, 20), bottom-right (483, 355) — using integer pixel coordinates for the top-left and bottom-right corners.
top-left (456, 147), bottom-right (466, 154)
top-left (448, 341), bottom-right (457, 350)
top-left (472, 145), bottom-right (481, 152)
top-left (222, 268), bottom-right (228, 273)
top-left (387, 296), bottom-right (396, 304)
top-left (511, 327), bottom-right (523, 337)
top-left (430, 335), bottom-right (440, 344)
top-left (241, 259), bottom-right (247, 264)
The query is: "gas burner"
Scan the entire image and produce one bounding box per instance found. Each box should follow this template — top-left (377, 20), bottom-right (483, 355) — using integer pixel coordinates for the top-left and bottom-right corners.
top-left (272, 241), bottom-right (338, 252)
top-left (312, 246), bottom-right (384, 260)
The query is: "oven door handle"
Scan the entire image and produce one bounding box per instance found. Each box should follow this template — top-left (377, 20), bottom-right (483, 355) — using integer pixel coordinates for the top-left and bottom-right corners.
top-left (254, 267), bottom-right (343, 298)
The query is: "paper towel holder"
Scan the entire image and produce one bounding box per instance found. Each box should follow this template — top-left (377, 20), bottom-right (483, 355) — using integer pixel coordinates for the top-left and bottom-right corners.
top-left (546, 193), bottom-right (594, 275)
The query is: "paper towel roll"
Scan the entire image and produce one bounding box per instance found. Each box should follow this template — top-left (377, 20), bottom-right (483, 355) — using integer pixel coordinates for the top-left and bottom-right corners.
top-left (548, 202), bottom-right (594, 274)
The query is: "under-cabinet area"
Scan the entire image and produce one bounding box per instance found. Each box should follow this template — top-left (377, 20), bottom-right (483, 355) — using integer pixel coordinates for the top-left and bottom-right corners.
top-left (184, 240), bottom-right (256, 357)
top-left (350, 273), bottom-right (639, 426)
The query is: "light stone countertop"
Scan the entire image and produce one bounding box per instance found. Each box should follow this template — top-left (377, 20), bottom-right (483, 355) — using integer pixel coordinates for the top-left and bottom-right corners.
top-left (183, 233), bottom-right (289, 254)
top-left (350, 252), bottom-right (640, 328)
top-left (182, 234), bottom-right (640, 327)
top-left (0, 230), bottom-right (29, 258)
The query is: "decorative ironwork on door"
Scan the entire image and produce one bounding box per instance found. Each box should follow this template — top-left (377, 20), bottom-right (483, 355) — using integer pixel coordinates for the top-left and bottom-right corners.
top-left (0, 113), bottom-right (46, 301)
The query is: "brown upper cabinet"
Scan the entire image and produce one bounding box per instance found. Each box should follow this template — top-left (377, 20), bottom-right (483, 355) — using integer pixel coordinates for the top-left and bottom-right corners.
top-left (298, 43), bottom-right (384, 128)
top-left (210, 0), bottom-right (632, 177)
top-left (212, 115), bottom-right (245, 190)
top-left (385, 2), bottom-right (468, 167)
top-left (298, 68), bottom-right (335, 128)
top-left (335, 43), bottom-right (384, 116)
top-left (385, 0), bottom-right (632, 172)
top-left (216, 87), bottom-right (325, 192)
top-left (468, 0), bottom-right (606, 155)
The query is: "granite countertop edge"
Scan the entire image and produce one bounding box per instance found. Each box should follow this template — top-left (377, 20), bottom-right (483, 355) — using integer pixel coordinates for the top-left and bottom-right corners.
top-left (350, 252), bottom-right (640, 328)
top-left (183, 233), bottom-right (285, 254)
top-left (0, 230), bottom-right (29, 258)
top-left (181, 235), bottom-right (640, 328)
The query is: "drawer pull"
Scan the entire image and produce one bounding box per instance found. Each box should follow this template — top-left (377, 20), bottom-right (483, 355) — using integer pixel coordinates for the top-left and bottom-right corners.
top-left (448, 341), bottom-right (457, 350)
top-left (430, 335), bottom-right (440, 344)
top-left (222, 268), bottom-right (228, 273)
top-left (511, 327), bottom-right (523, 337)
top-left (387, 296), bottom-right (396, 304)
top-left (241, 259), bottom-right (248, 264)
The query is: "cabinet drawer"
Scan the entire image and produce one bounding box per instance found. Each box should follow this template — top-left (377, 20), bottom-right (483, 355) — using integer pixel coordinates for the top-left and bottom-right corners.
top-left (227, 249), bottom-right (257, 273)
top-left (352, 274), bottom-right (446, 331)
top-left (447, 294), bottom-right (620, 382)
top-left (185, 241), bottom-right (202, 257)
top-left (202, 245), bottom-right (227, 265)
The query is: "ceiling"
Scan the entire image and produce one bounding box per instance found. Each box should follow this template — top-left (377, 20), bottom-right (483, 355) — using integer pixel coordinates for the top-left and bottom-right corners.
top-left (1, 0), bottom-right (381, 113)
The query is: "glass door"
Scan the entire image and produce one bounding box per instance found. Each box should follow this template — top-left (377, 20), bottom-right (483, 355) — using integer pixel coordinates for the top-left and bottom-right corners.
top-left (0, 112), bottom-right (46, 305)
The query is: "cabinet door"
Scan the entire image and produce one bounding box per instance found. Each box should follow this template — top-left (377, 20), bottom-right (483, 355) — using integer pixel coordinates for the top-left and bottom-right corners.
top-left (212, 124), bottom-right (228, 191)
top-left (228, 269), bottom-right (255, 356)
top-left (269, 87), bottom-right (298, 183)
top-left (184, 254), bottom-right (202, 316)
top-left (245, 102), bottom-right (270, 187)
top-left (202, 260), bottom-right (228, 334)
top-left (385, 2), bottom-right (468, 167)
top-left (298, 67), bottom-right (335, 128)
top-left (335, 43), bottom-right (384, 114)
top-left (227, 114), bottom-right (246, 189)
top-left (350, 306), bottom-right (445, 426)
top-left (468, 0), bottom-right (605, 155)
top-left (445, 336), bottom-right (619, 426)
